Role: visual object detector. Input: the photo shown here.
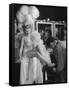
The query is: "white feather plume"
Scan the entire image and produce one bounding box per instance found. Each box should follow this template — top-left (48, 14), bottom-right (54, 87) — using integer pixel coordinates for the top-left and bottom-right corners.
top-left (16, 5), bottom-right (40, 23)
top-left (16, 11), bottom-right (25, 23)
top-left (20, 6), bottom-right (29, 15)
top-left (16, 6), bottom-right (29, 23)
top-left (29, 6), bottom-right (40, 20)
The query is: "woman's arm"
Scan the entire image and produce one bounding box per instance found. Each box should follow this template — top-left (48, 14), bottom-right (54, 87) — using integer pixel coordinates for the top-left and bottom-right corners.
top-left (20, 37), bottom-right (24, 59)
top-left (37, 44), bottom-right (55, 67)
top-left (16, 37), bottom-right (24, 63)
top-left (31, 31), bottom-right (55, 66)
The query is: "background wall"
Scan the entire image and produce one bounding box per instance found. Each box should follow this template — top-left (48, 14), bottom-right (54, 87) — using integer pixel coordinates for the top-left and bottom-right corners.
top-left (14, 4), bottom-right (67, 21)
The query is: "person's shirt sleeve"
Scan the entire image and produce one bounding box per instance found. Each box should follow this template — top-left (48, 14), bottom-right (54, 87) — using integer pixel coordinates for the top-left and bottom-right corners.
top-left (57, 44), bottom-right (65, 71)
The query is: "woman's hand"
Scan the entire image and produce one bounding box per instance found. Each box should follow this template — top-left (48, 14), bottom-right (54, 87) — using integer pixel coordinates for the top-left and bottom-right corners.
top-left (16, 55), bottom-right (22, 63)
top-left (16, 59), bottom-right (21, 63)
top-left (52, 67), bottom-right (56, 72)
top-left (36, 52), bottom-right (55, 67)
top-left (27, 50), bottom-right (37, 58)
top-left (47, 62), bottom-right (55, 67)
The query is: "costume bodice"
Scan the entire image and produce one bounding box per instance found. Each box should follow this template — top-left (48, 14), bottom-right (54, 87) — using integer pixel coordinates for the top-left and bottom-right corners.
top-left (24, 36), bottom-right (34, 49)
top-left (22, 35), bottom-right (36, 56)
top-left (21, 31), bottom-right (43, 57)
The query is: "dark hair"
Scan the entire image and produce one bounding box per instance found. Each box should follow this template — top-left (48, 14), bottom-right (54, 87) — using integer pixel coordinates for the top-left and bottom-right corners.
top-left (45, 29), bottom-right (51, 36)
top-left (50, 38), bottom-right (55, 43)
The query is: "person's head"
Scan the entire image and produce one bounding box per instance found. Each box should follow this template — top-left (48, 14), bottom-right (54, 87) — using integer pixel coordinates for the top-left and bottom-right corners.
top-left (16, 5), bottom-right (40, 35)
top-left (40, 30), bottom-right (44, 36)
top-left (45, 30), bottom-right (49, 38)
top-left (23, 15), bottom-right (34, 35)
top-left (50, 38), bottom-right (56, 48)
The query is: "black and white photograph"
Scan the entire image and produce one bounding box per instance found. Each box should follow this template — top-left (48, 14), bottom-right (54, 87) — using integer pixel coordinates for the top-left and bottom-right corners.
top-left (9, 3), bottom-right (67, 86)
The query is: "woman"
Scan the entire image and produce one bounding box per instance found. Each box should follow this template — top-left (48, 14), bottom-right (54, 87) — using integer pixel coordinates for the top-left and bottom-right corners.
top-left (16, 6), bottom-right (55, 85)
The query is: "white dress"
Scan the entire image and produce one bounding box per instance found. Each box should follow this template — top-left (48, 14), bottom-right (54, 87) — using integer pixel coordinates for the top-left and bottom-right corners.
top-left (20, 31), bottom-right (51, 84)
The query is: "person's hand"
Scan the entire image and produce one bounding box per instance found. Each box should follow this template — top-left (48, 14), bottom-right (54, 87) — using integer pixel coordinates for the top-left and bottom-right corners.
top-left (48, 63), bottom-right (55, 67)
top-left (27, 50), bottom-right (37, 58)
top-left (47, 48), bottom-right (53, 54)
top-left (16, 59), bottom-right (21, 63)
top-left (52, 67), bottom-right (56, 72)
top-left (15, 55), bottom-right (22, 63)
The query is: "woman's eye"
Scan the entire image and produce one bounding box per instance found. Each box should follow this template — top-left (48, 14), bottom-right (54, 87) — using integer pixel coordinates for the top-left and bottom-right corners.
top-left (25, 25), bottom-right (31, 29)
top-left (26, 25), bottom-right (31, 29)
top-left (22, 25), bottom-right (31, 30)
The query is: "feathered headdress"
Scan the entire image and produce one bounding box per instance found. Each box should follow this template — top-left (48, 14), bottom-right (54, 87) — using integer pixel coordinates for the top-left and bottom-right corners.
top-left (29, 6), bottom-right (40, 20)
top-left (16, 6), bottom-right (29, 23)
top-left (16, 5), bottom-right (40, 23)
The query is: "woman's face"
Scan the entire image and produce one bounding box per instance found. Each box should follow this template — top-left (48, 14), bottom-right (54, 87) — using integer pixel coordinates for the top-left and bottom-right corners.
top-left (23, 22), bottom-right (32, 35)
